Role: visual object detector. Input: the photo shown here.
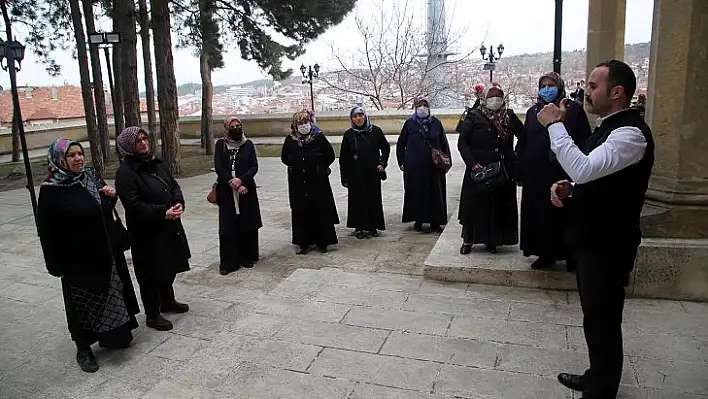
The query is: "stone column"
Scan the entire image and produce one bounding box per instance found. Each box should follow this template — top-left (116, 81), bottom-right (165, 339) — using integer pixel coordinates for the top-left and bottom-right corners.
top-left (641, 0), bottom-right (708, 239)
top-left (585, 0), bottom-right (627, 79)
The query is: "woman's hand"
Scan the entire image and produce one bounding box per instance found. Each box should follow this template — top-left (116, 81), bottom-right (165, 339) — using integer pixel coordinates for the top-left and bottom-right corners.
top-left (472, 163), bottom-right (483, 171)
top-left (229, 178), bottom-right (242, 189)
top-left (237, 186), bottom-right (248, 195)
top-left (165, 205), bottom-right (184, 220)
top-left (101, 185), bottom-right (117, 198)
top-left (376, 164), bottom-right (385, 173)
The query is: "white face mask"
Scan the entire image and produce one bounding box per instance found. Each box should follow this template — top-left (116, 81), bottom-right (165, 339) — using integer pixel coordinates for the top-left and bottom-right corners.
top-left (486, 97), bottom-right (504, 111)
top-left (297, 123), bottom-right (311, 135)
top-left (415, 106), bottom-right (430, 118)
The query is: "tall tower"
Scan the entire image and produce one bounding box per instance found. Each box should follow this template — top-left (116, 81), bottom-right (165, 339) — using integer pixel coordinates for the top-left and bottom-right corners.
top-left (425, 0), bottom-right (456, 108)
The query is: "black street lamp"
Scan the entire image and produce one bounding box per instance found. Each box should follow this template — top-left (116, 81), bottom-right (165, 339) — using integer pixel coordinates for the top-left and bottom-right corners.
top-left (88, 32), bottom-right (122, 138)
top-left (480, 43), bottom-right (504, 83)
top-left (300, 63), bottom-right (320, 111)
top-left (553, 0), bottom-right (563, 74)
top-left (0, 38), bottom-right (39, 234)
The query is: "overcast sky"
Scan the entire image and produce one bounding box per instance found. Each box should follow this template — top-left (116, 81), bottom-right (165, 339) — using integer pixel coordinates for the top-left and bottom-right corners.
top-left (1, 0), bottom-right (654, 90)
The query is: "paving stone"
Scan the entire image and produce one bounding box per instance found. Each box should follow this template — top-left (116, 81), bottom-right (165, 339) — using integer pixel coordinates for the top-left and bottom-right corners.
top-left (349, 383), bottom-right (447, 398)
top-left (167, 350), bottom-right (239, 390)
top-left (448, 315), bottom-right (568, 351)
top-left (309, 348), bottom-right (439, 391)
top-left (435, 364), bottom-right (572, 398)
top-left (404, 293), bottom-right (511, 318)
top-left (216, 362), bottom-right (353, 398)
top-left (508, 301), bottom-right (582, 326)
top-left (342, 306), bottom-right (453, 336)
top-left (103, 353), bottom-right (186, 390)
top-left (380, 331), bottom-right (498, 369)
top-left (632, 357), bottom-right (708, 395)
top-left (149, 335), bottom-right (206, 361)
top-left (274, 319), bottom-right (389, 353)
top-left (143, 380), bottom-right (220, 399)
top-left (235, 339), bottom-right (323, 372)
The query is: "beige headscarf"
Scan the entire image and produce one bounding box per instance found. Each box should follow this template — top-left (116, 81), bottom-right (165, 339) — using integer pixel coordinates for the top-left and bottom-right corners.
top-left (223, 115), bottom-right (247, 148)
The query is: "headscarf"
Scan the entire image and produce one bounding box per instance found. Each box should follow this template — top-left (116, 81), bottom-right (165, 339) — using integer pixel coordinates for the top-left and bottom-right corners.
top-left (410, 96), bottom-right (432, 126)
top-left (537, 71), bottom-right (566, 105)
top-left (289, 109), bottom-right (321, 147)
top-left (349, 106), bottom-right (372, 134)
top-left (479, 84), bottom-right (511, 140)
top-left (42, 138), bottom-right (102, 204)
top-left (223, 115), bottom-right (247, 149)
top-left (116, 126), bottom-right (154, 161)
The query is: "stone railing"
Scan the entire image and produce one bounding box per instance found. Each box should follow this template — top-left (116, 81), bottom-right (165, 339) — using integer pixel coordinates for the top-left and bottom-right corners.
top-left (0, 108), bottom-right (527, 154)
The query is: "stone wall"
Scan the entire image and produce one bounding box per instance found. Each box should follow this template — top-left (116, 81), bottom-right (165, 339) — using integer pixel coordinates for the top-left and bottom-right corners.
top-left (0, 109), bottom-right (524, 154)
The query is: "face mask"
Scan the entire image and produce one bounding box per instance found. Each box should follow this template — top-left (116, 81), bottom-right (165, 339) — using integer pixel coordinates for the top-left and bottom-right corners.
top-left (415, 106), bottom-right (430, 118)
top-left (297, 123), bottom-right (311, 135)
top-left (229, 127), bottom-right (243, 139)
top-left (486, 97), bottom-right (504, 111)
top-left (539, 86), bottom-right (559, 103)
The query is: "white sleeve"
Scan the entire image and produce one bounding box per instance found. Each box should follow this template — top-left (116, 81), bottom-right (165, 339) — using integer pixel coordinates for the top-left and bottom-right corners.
top-left (547, 123), bottom-right (647, 184)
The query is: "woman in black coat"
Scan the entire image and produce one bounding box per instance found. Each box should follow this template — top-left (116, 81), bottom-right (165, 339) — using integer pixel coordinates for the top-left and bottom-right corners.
top-left (396, 96), bottom-right (451, 232)
top-left (214, 116), bottom-right (263, 275)
top-left (281, 109), bottom-right (339, 254)
top-left (339, 106), bottom-right (390, 238)
top-left (457, 85), bottom-right (523, 254)
top-left (115, 126), bottom-right (191, 332)
top-left (37, 139), bottom-right (139, 373)
top-left (517, 72), bottom-right (591, 269)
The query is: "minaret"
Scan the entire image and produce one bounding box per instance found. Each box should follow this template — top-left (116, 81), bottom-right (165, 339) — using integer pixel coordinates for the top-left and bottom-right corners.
top-left (425, 0), bottom-right (456, 108)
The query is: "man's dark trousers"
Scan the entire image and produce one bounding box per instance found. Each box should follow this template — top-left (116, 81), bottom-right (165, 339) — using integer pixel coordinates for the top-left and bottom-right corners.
top-left (574, 247), bottom-right (637, 398)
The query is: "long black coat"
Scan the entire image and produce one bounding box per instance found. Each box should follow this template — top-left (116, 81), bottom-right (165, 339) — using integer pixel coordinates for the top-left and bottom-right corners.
top-left (281, 133), bottom-right (339, 246)
top-left (214, 138), bottom-right (263, 235)
top-left (339, 125), bottom-right (390, 230)
top-left (37, 178), bottom-right (140, 342)
top-left (517, 101), bottom-right (591, 259)
top-left (115, 157), bottom-right (191, 285)
top-left (457, 108), bottom-right (523, 246)
top-left (396, 116), bottom-right (450, 225)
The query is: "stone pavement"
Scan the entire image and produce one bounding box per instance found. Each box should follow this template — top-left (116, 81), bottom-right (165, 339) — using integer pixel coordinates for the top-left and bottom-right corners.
top-left (1, 137), bottom-right (707, 398)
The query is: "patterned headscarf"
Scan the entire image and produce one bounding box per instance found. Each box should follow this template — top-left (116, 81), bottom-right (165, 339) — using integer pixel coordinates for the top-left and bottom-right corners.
top-left (537, 71), bottom-right (567, 105)
top-left (350, 106), bottom-right (372, 134)
top-left (116, 126), bottom-right (154, 161)
top-left (479, 84), bottom-right (511, 140)
top-left (223, 115), bottom-right (248, 149)
top-left (290, 109), bottom-right (320, 147)
top-left (42, 138), bottom-right (102, 203)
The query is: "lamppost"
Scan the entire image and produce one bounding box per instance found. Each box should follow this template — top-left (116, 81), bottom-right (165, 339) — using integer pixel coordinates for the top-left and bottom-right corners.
top-left (553, 0), bottom-right (563, 74)
top-left (88, 32), bottom-right (121, 138)
top-left (480, 43), bottom-right (504, 83)
top-left (0, 38), bottom-right (39, 233)
top-left (300, 63), bottom-right (320, 111)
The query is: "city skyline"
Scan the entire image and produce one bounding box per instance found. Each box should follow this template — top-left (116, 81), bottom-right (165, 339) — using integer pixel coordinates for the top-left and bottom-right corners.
top-left (1, 0), bottom-right (653, 91)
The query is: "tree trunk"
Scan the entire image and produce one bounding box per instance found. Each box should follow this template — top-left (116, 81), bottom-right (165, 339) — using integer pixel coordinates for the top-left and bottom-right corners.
top-left (111, 19), bottom-right (125, 148)
top-left (151, 0), bottom-right (181, 174)
top-left (1, 0), bottom-right (20, 163)
top-left (199, 51), bottom-right (214, 155)
top-left (138, 0), bottom-right (158, 152)
top-left (114, 0), bottom-right (141, 126)
top-left (68, 0), bottom-right (103, 174)
top-left (81, 0), bottom-right (110, 163)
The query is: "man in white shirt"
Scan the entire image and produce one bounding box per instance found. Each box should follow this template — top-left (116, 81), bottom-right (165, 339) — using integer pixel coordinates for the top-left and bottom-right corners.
top-left (537, 60), bottom-right (655, 399)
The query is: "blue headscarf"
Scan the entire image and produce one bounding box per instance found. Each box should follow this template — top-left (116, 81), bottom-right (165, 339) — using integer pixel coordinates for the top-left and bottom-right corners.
top-left (350, 106), bottom-right (372, 134)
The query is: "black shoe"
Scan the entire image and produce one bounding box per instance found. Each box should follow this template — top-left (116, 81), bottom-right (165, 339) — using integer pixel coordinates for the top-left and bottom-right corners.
top-left (242, 263), bottom-right (254, 269)
top-left (146, 314), bottom-right (174, 331)
top-left (557, 373), bottom-right (587, 392)
top-left (369, 229), bottom-right (379, 237)
top-left (531, 257), bottom-right (555, 270)
top-left (566, 259), bottom-right (577, 272)
top-left (414, 222), bottom-right (423, 231)
top-left (219, 264), bottom-right (239, 275)
top-left (76, 349), bottom-right (99, 373)
top-left (355, 230), bottom-right (365, 239)
top-left (317, 245), bottom-right (328, 253)
top-left (430, 224), bottom-right (442, 233)
top-left (161, 301), bottom-right (189, 314)
top-left (460, 244), bottom-right (472, 255)
top-left (296, 245), bottom-right (308, 255)
top-left (486, 245), bottom-right (497, 254)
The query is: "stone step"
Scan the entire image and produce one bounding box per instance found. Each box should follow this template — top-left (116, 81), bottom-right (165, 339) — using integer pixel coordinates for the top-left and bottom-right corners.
top-left (423, 213), bottom-right (577, 291)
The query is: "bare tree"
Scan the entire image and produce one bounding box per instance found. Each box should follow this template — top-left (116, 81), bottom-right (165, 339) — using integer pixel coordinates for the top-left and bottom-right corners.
top-left (321, 0), bottom-right (479, 110)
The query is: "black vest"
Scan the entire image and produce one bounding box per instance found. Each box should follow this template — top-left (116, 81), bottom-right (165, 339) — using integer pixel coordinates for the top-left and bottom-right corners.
top-left (566, 108), bottom-right (655, 249)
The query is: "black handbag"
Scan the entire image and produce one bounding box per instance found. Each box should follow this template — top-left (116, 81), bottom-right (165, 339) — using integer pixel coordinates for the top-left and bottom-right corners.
top-left (470, 155), bottom-right (509, 187)
top-left (110, 208), bottom-right (131, 252)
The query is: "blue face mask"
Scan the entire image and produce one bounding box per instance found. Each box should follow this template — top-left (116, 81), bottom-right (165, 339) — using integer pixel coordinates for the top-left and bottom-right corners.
top-left (539, 86), bottom-right (559, 103)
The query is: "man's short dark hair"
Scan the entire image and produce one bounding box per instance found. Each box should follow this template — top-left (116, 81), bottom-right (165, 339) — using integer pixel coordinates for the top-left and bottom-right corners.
top-left (596, 59), bottom-right (637, 106)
